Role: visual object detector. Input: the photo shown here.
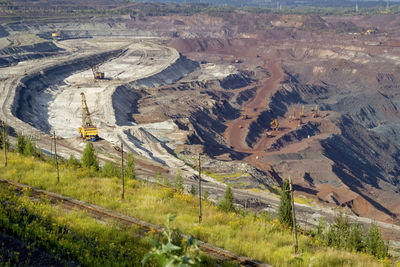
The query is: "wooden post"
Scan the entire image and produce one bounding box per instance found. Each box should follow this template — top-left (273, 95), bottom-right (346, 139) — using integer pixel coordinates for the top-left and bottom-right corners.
top-left (3, 121), bottom-right (7, 167)
top-left (198, 154), bottom-right (202, 224)
top-left (121, 142), bottom-right (124, 201)
top-left (53, 131), bottom-right (59, 184)
top-left (289, 177), bottom-right (298, 254)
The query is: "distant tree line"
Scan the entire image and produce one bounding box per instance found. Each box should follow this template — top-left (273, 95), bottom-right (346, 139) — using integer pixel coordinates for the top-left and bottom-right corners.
top-left (3, 0), bottom-right (400, 20)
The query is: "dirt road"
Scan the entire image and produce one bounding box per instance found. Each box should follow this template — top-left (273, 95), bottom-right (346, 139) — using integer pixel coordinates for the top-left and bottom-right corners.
top-left (224, 58), bottom-right (284, 152)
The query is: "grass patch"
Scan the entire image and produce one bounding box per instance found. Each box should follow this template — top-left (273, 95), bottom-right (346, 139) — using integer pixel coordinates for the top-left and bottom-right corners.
top-left (0, 183), bottom-right (149, 266)
top-left (294, 195), bottom-right (314, 206)
top-left (202, 171), bottom-right (250, 182)
top-left (0, 151), bottom-right (388, 266)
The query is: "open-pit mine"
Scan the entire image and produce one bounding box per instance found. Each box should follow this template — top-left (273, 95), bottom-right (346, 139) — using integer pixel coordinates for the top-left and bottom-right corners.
top-left (2, 8), bottom-right (400, 244)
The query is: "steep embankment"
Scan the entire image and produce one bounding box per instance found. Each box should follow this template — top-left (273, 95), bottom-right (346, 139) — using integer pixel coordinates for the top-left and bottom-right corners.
top-left (262, 56), bottom-right (400, 221)
top-left (0, 42), bottom-right (63, 67)
top-left (112, 54), bottom-right (199, 126)
top-left (12, 49), bottom-right (124, 133)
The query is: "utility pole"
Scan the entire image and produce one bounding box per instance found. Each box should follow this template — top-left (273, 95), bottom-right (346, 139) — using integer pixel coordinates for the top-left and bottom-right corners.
top-left (121, 142), bottom-right (124, 201)
top-left (53, 131), bottom-right (59, 184)
top-left (289, 177), bottom-right (298, 254)
top-left (198, 154), bottom-right (202, 224)
top-left (2, 121), bottom-right (7, 167)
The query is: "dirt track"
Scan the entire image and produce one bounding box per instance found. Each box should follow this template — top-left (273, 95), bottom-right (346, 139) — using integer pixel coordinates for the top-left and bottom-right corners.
top-left (225, 58), bottom-right (284, 152)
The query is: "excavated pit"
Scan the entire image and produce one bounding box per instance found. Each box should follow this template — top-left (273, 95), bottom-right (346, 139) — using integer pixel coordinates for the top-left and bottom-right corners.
top-left (4, 12), bottom-right (400, 232)
top-left (12, 49), bottom-right (124, 133)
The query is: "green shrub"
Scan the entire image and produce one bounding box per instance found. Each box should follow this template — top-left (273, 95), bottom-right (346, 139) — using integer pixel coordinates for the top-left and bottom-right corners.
top-left (67, 154), bottom-right (81, 169)
top-left (218, 186), bottom-right (235, 212)
top-left (24, 138), bottom-right (36, 157)
top-left (81, 143), bottom-right (98, 171)
top-left (189, 184), bottom-right (197, 196)
top-left (365, 223), bottom-right (388, 259)
top-left (17, 133), bottom-right (26, 154)
top-left (101, 161), bottom-right (120, 178)
top-left (278, 179), bottom-right (292, 227)
top-left (142, 216), bottom-right (201, 266)
top-left (346, 222), bottom-right (364, 252)
top-left (330, 212), bottom-right (350, 248)
top-left (125, 153), bottom-right (136, 180)
top-left (175, 170), bottom-right (184, 192)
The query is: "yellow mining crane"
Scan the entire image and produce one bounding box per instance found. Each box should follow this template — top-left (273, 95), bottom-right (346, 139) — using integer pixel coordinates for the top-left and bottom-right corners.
top-left (92, 66), bottom-right (104, 80)
top-left (270, 119), bottom-right (279, 131)
top-left (78, 92), bottom-right (99, 141)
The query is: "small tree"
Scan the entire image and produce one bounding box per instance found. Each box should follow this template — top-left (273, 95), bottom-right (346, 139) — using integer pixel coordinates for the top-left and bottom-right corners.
top-left (17, 133), bottom-right (26, 154)
top-left (278, 179), bottom-right (293, 227)
top-left (24, 138), bottom-right (36, 157)
top-left (331, 212), bottom-right (350, 248)
top-left (125, 153), bottom-right (136, 179)
top-left (174, 170), bottom-right (184, 192)
top-left (218, 186), bottom-right (235, 212)
top-left (0, 124), bottom-right (9, 150)
top-left (346, 222), bottom-right (364, 252)
top-left (67, 154), bottom-right (81, 169)
top-left (365, 223), bottom-right (388, 258)
top-left (81, 143), bottom-right (99, 171)
top-left (101, 161), bottom-right (120, 178)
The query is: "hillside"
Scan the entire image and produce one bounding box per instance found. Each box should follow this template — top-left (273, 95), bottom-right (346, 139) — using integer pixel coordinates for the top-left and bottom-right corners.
top-left (0, 150), bottom-right (391, 266)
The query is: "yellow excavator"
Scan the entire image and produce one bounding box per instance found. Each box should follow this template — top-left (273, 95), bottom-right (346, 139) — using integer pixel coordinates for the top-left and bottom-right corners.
top-left (52, 29), bottom-right (61, 40)
top-left (78, 92), bottom-right (99, 141)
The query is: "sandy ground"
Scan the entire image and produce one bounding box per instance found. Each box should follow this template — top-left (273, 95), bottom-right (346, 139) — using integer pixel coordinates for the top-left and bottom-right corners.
top-left (48, 40), bottom-right (179, 140)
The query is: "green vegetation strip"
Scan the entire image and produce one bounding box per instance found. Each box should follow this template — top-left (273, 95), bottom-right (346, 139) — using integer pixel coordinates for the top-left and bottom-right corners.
top-left (0, 183), bottom-right (149, 266)
top-left (0, 151), bottom-right (389, 266)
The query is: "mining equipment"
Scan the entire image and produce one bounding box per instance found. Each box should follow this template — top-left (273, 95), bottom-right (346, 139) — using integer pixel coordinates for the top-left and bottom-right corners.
top-left (52, 30), bottom-right (61, 40)
top-left (242, 114), bottom-right (248, 120)
top-left (238, 124), bottom-right (243, 129)
top-left (232, 58), bottom-right (242, 64)
top-left (270, 119), bottom-right (279, 131)
top-left (365, 29), bottom-right (376, 35)
top-left (290, 108), bottom-right (298, 121)
top-left (92, 66), bottom-right (105, 80)
top-left (266, 131), bottom-right (274, 138)
top-left (300, 105), bottom-right (305, 118)
top-left (312, 105), bottom-right (319, 118)
top-left (78, 92), bottom-right (99, 141)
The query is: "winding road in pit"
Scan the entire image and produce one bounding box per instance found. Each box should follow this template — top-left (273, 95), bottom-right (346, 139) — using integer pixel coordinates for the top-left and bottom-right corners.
top-left (224, 58), bottom-right (284, 153)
